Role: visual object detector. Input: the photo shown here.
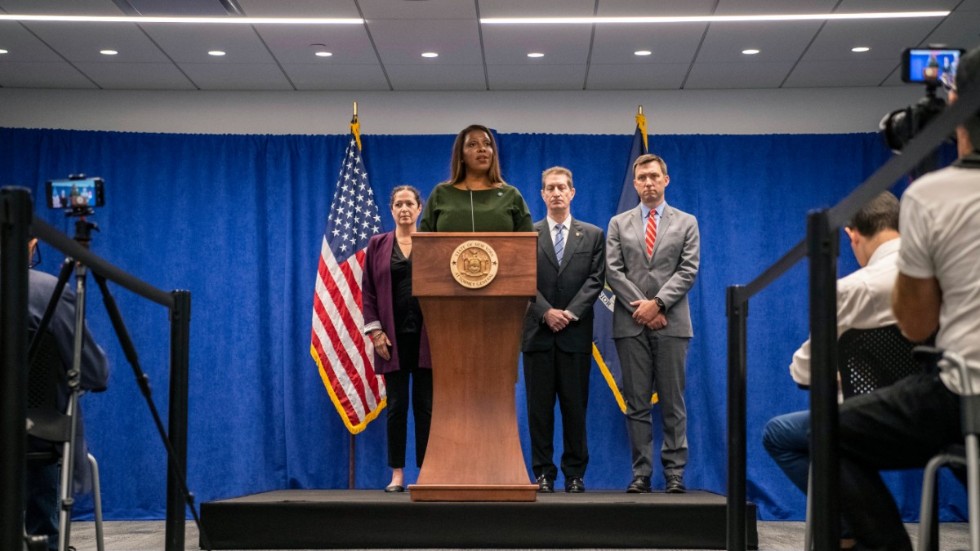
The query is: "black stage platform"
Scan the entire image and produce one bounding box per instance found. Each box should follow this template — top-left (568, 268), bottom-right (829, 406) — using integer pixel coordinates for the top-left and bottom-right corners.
top-left (200, 489), bottom-right (758, 549)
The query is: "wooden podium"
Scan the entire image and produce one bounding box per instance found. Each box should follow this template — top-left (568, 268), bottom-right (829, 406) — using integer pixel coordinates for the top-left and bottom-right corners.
top-left (408, 232), bottom-right (538, 502)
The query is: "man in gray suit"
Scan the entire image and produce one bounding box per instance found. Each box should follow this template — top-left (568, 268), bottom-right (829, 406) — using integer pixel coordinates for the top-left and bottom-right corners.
top-left (522, 166), bottom-right (605, 494)
top-left (606, 153), bottom-right (700, 494)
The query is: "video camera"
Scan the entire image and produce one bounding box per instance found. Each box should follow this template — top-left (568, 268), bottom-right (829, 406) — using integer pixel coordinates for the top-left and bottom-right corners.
top-left (879, 47), bottom-right (965, 154)
top-left (45, 174), bottom-right (104, 216)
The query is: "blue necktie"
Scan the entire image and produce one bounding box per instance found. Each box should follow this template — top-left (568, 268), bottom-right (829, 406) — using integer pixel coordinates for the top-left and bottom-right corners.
top-left (554, 224), bottom-right (565, 265)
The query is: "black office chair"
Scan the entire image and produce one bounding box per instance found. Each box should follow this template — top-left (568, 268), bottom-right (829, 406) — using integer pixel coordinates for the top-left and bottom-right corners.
top-left (25, 330), bottom-right (104, 551)
top-left (918, 347), bottom-right (980, 551)
top-left (805, 325), bottom-right (922, 548)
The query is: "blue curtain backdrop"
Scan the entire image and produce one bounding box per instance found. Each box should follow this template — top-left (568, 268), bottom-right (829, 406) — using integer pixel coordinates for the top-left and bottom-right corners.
top-left (0, 127), bottom-right (965, 522)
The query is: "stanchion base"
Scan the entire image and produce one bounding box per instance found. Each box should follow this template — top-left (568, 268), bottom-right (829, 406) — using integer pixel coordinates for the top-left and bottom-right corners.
top-left (408, 483), bottom-right (538, 502)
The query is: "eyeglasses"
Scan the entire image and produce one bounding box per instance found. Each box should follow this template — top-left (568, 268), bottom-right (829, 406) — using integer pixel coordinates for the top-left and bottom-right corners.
top-left (29, 244), bottom-right (41, 269)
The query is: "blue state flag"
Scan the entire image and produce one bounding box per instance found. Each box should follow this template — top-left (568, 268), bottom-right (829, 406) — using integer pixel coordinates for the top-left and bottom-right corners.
top-left (591, 112), bottom-right (658, 412)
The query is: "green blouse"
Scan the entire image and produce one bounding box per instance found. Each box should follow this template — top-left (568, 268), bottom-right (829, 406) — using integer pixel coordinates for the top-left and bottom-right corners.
top-left (420, 184), bottom-right (534, 232)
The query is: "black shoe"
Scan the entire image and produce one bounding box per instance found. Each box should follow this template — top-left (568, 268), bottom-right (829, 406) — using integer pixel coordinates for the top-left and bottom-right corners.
top-left (626, 475), bottom-right (651, 493)
top-left (536, 474), bottom-right (555, 493)
top-left (665, 474), bottom-right (686, 494)
top-left (384, 484), bottom-right (405, 493)
top-left (565, 477), bottom-right (585, 493)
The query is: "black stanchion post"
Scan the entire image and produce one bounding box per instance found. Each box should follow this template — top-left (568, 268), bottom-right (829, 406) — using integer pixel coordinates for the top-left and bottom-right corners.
top-left (807, 210), bottom-right (840, 551)
top-left (0, 187), bottom-right (32, 551)
top-left (726, 285), bottom-right (748, 551)
top-left (165, 290), bottom-right (191, 551)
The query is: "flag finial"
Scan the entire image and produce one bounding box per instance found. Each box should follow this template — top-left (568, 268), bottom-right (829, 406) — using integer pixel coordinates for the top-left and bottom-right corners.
top-left (350, 101), bottom-right (361, 150)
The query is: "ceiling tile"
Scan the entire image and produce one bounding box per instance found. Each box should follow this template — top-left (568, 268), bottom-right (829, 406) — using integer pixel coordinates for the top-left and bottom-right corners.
top-left (0, 0), bottom-right (122, 15)
top-left (590, 23), bottom-right (707, 65)
top-left (140, 23), bottom-right (276, 63)
top-left (482, 23), bottom-right (592, 65)
top-left (358, 0), bottom-right (475, 19)
top-left (596, 0), bottom-right (718, 17)
top-left (714, 0), bottom-right (838, 15)
top-left (479, 0), bottom-right (595, 18)
top-left (385, 63), bottom-right (486, 90)
top-left (487, 64), bottom-right (586, 90)
top-left (126, 0), bottom-right (229, 16)
top-left (21, 22), bottom-right (170, 63)
top-left (586, 63), bottom-right (688, 89)
top-left (0, 21), bottom-right (64, 62)
top-left (237, 0), bottom-right (359, 17)
top-left (783, 59), bottom-right (897, 87)
top-left (683, 61), bottom-right (796, 89)
top-left (696, 21), bottom-right (822, 62)
top-left (0, 60), bottom-right (97, 88)
top-left (254, 25), bottom-right (377, 64)
top-left (837, 0), bottom-right (961, 10)
top-left (176, 62), bottom-right (293, 89)
top-left (281, 63), bottom-right (389, 90)
top-left (368, 19), bottom-right (483, 65)
top-left (74, 61), bottom-right (197, 89)
top-left (802, 19), bottom-right (946, 62)
top-left (922, 9), bottom-right (980, 50)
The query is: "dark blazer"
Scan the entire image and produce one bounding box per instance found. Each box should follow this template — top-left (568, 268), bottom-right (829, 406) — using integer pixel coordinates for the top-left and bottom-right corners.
top-left (606, 203), bottom-right (700, 339)
top-left (362, 231), bottom-right (432, 374)
top-left (522, 217), bottom-right (605, 354)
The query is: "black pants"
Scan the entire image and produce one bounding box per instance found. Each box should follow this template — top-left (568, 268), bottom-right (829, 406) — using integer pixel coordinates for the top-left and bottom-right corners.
top-left (383, 331), bottom-right (432, 469)
top-left (523, 347), bottom-right (591, 480)
top-left (837, 373), bottom-right (962, 551)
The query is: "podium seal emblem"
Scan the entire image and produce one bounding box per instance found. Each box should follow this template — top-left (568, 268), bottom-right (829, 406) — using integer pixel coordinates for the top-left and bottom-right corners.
top-left (450, 240), bottom-right (499, 289)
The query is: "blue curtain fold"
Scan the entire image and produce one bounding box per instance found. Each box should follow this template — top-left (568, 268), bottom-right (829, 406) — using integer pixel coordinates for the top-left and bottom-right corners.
top-left (0, 127), bottom-right (963, 522)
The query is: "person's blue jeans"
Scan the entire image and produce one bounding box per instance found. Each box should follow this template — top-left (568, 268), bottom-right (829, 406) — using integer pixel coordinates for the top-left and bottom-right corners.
top-left (762, 410), bottom-right (811, 495)
top-left (24, 461), bottom-right (60, 551)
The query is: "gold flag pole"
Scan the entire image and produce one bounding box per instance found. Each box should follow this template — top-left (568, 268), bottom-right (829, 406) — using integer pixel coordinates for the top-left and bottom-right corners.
top-left (351, 101), bottom-right (362, 151)
top-left (636, 104), bottom-right (649, 153)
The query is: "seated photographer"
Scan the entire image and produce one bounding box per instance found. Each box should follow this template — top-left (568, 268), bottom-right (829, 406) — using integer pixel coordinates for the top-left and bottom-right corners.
top-left (26, 235), bottom-right (109, 550)
top-left (762, 191), bottom-right (901, 550)
top-left (836, 46), bottom-right (980, 551)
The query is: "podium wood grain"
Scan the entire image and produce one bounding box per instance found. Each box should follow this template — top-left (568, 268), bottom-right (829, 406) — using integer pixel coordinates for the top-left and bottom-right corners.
top-left (408, 232), bottom-right (539, 502)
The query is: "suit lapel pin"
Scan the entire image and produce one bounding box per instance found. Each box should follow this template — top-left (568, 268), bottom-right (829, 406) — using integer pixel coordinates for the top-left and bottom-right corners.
top-left (576, 232), bottom-right (582, 237)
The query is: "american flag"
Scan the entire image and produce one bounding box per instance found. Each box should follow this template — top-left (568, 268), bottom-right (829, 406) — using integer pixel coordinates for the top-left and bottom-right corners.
top-left (311, 120), bottom-right (387, 434)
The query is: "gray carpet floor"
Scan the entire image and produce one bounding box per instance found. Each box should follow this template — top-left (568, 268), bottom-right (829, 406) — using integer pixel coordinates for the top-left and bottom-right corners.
top-left (61, 520), bottom-right (970, 551)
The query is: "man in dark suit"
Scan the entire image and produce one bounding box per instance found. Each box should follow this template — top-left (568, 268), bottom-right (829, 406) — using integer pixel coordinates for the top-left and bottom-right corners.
top-left (606, 153), bottom-right (700, 494)
top-left (521, 166), bottom-right (605, 494)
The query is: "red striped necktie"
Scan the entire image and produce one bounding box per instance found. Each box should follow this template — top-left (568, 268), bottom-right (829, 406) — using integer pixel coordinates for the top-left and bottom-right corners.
top-left (645, 211), bottom-right (657, 256)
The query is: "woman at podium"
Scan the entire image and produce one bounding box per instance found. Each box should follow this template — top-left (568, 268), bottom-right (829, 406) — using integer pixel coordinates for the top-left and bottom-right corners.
top-left (420, 124), bottom-right (533, 232)
top-left (362, 185), bottom-right (433, 493)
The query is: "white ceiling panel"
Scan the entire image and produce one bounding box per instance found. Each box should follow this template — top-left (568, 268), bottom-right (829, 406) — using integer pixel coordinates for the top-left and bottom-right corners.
top-left (255, 25), bottom-right (376, 64)
top-left (385, 63), bottom-right (486, 91)
top-left (487, 64), bottom-right (586, 90)
top-left (597, 0), bottom-right (718, 17)
top-left (22, 22), bottom-right (170, 63)
top-left (483, 24), bottom-right (592, 65)
top-left (0, 61), bottom-right (96, 88)
top-left (368, 19), bottom-right (483, 65)
top-left (922, 10), bottom-right (980, 50)
top-left (590, 23), bottom-right (707, 65)
top-left (75, 61), bottom-right (196, 89)
top-left (177, 62), bottom-right (292, 90)
top-left (837, 0), bottom-right (961, 10)
top-left (0, 22), bottom-right (65, 62)
top-left (140, 23), bottom-right (276, 63)
top-left (0, 0), bottom-right (123, 15)
top-left (479, 0), bottom-right (596, 18)
top-left (714, 0), bottom-right (838, 15)
top-left (358, 0), bottom-right (475, 19)
top-left (587, 63), bottom-right (688, 89)
top-left (801, 19), bottom-right (942, 62)
top-left (783, 59), bottom-right (898, 88)
top-left (282, 62), bottom-right (389, 90)
top-left (236, 0), bottom-right (359, 17)
top-left (684, 61), bottom-right (796, 89)
top-left (697, 21), bottom-right (822, 63)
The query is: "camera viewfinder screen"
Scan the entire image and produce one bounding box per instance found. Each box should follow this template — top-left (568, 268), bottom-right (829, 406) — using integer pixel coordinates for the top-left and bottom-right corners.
top-left (47, 177), bottom-right (103, 209)
top-left (906, 48), bottom-right (961, 84)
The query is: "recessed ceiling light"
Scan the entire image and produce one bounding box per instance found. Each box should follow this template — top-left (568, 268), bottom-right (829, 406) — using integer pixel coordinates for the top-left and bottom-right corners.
top-left (742, 49), bottom-right (760, 55)
top-left (99, 49), bottom-right (118, 55)
top-left (527, 52), bottom-right (545, 58)
top-left (314, 51), bottom-right (333, 57)
top-left (421, 52), bottom-right (438, 58)
top-left (0, 49), bottom-right (8, 54)
top-left (851, 46), bottom-right (871, 53)
top-left (208, 50), bottom-right (226, 56)
top-left (634, 50), bottom-right (652, 56)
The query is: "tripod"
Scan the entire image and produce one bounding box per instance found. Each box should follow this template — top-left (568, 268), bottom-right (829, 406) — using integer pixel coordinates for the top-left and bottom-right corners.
top-left (27, 215), bottom-right (211, 551)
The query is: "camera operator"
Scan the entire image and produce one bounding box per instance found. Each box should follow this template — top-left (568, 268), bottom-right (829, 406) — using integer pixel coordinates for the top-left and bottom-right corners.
top-left (836, 45), bottom-right (980, 551)
top-left (26, 236), bottom-right (108, 551)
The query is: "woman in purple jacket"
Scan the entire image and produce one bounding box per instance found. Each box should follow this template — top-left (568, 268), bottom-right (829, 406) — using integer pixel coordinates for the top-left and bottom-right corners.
top-left (362, 185), bottom-right (432, 492)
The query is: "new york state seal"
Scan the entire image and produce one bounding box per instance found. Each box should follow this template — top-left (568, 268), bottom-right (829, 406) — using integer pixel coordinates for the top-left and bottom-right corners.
top-left (449, 240), bottom-right (499, 289)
